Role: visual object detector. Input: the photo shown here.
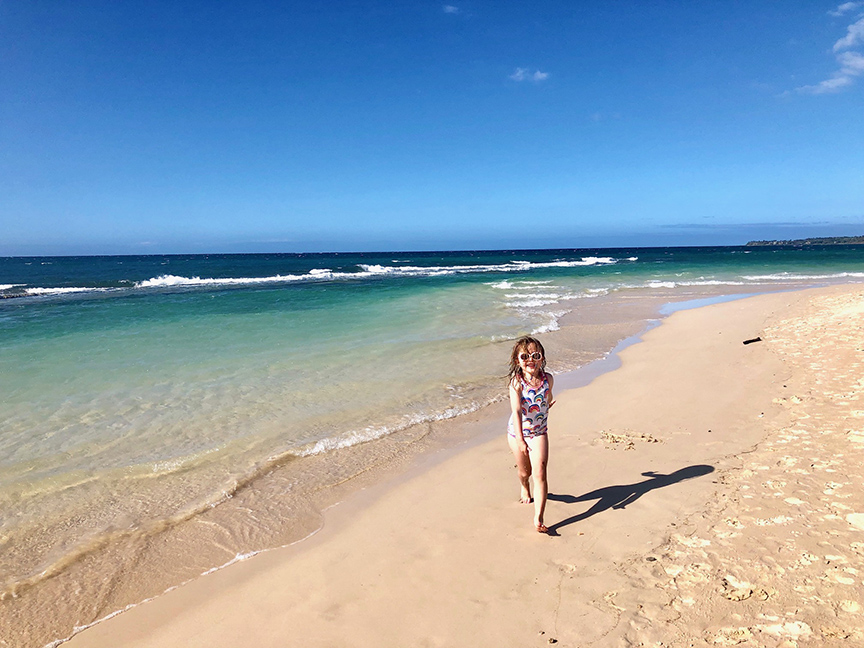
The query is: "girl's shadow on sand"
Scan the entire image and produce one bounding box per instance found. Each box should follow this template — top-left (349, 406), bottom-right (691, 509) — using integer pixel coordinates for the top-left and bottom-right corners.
top-left (546, 464), bottom-right (714, 534)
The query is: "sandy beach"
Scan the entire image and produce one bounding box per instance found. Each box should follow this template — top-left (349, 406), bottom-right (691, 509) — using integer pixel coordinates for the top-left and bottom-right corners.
top-left (49, 284), bottom-right (864, 647)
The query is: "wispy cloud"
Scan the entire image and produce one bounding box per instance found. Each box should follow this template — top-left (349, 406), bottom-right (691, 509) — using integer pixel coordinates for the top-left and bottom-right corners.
top-left (829, 2), bottom-right (862, 17)
top-left (797, 5), bottom-right (864, 93)
top-left (510, 67), bottom-right (549, 82)
top-left (833, 15), bottom-right (864, 50)
top-left (443, 5), bottom-right (460, 14)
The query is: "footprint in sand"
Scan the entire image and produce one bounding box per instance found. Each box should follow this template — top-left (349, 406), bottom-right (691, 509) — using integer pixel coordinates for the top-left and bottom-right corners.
top-left (838, 600), bottom-right (862, 614)
top-left (823, 481), bottom-right (846, 494)
top-left (597, 429), bottom-right (661, 450)
top-left (721, 576), bottom-right (753, 602)
top-left (825, 570), bottom-right (856, 585)
top-left (756, 620), bottom-right (812, 641)
top-left (797, 553), bottom-right (818, 567)
top-left (755, 515), bottom-right (794, 526)
top-left (847, 430), bottom-right (864, 445)
top-left (705, 626), bottom-right (753, 644)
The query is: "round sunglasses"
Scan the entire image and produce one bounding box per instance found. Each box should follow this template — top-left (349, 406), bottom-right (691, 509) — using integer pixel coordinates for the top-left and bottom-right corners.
top-left (518, 352), bottom-right (543, 361)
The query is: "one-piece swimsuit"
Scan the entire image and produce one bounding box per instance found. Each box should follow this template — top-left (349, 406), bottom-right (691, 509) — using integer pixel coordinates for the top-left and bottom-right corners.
top-left (508, 373), bottom-right (550, 438)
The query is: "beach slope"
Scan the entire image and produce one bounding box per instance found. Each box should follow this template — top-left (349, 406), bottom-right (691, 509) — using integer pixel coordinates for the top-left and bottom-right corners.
top-left (65, 285), bottom-right (864, 648)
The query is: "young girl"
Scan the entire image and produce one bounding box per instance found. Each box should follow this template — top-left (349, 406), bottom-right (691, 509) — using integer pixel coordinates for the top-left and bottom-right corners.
top-left (507, 336), bottom-right (554, 533)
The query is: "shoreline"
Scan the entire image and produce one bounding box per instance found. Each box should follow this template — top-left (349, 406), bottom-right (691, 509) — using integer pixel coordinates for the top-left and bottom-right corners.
top-left (59, 283), bottom-right (864, 648)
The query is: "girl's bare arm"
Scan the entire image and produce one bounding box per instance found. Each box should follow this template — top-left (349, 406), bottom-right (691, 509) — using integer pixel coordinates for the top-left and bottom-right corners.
top-left (509, 380), bottom-right (529, 453)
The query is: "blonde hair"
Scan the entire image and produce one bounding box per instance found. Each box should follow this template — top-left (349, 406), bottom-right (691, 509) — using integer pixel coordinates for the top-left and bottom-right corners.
top-left (507, 336), bottom-right (547, 385)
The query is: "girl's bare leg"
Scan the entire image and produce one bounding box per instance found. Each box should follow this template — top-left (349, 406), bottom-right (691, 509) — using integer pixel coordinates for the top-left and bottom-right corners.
top-left (507, 435), bottom-right (533, 503)
top-left (526, 434), bottom-right (549, 532)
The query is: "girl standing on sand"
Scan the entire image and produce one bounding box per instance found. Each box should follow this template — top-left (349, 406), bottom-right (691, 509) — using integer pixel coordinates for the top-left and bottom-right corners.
top-left (507, 336), bottom-right (554, 533)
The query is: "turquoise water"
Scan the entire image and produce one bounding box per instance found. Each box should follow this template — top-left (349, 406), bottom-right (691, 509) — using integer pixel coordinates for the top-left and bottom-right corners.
top-left (1, 245), bottom-right (863, 644)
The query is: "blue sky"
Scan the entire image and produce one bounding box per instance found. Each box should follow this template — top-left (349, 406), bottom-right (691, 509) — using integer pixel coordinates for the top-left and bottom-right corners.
top-left (1, 1), bottom-right (863, 255)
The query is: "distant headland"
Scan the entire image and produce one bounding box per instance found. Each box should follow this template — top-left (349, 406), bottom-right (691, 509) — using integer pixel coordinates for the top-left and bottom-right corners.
top-left (746, 235), bottom-right (864, 247)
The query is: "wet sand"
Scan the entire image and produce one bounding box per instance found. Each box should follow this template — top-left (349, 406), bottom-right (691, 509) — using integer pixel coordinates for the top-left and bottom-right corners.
top-left (59, 284), bottom-right (864, 647)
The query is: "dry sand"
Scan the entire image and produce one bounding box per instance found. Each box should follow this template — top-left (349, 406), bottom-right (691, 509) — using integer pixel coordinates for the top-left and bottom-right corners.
top-left (61, 284), bottom-right (864, 648)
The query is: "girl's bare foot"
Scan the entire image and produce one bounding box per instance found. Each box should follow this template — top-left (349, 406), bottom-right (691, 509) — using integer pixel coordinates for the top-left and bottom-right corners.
top-left (520, 487), bottom-right (532, 504)
top-left (535, 523), bottom-right (549, 533)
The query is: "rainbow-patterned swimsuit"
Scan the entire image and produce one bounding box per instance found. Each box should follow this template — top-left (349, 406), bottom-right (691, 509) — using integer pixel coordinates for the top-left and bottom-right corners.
top-left (508, 373), bottom-right (550, 438)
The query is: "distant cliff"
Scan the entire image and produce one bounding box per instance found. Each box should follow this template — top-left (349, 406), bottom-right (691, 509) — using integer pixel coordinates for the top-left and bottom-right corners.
top-left (746, 235), bottom-right (864, 246)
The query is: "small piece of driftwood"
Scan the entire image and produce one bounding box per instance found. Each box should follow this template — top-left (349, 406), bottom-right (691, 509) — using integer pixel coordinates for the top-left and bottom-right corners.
top-left (742, 337), bottom-right (762, 345)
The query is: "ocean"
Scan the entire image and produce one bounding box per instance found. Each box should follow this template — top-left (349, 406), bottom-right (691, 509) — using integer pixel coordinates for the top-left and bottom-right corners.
top-left (2, 245), bottom-right (863, 646)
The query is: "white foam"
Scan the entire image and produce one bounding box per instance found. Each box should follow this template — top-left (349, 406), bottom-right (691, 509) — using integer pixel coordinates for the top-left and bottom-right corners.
top-left (489, 280), bottom-right (555, 290)
top-left (532, 312), bottom-right (568, 334)
top-left (742, 272), bottom-right (864, 281)
top-left (357, 256), bottom-right (621, 278)
top-left (576, 256), bottom-right (617, 265)
top-left (358, 264), bottom-right (399, 274)
top-left (619, 279), bottom-right (751, 291)
top-left (506, 299), bottom-right (560, 308)
top-left (134, 273), bottom-right (309, 288)
top-left (359, 263), bottom-right (479, 276)
top-left (12, 256), bottom-right (629, 297)
top-left (622, 272), bottom-right (864, 290)
top-left (359, 263), bottom-right (460, 277)
top-left (505, 289), bottom-right (587, 307)
top-left (25, 286), bottom-right (107, 296)
top-left (646, 281), bottom-right (677, 289)
top-left (199, 550), bottom-right (260, 576)
top-left (510, 257), bottom-right (618, 269)
top-left (678, 279), bottom-right (746, 286)
top-left (504, 292), bottom-right (566, 299)
top-left (297, 399), bottom-right (499, 458)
